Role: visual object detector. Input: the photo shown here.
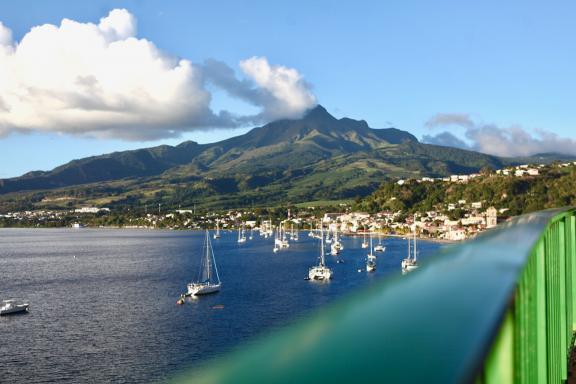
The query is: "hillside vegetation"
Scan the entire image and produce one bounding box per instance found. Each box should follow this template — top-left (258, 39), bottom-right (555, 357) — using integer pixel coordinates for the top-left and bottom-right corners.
top-left (0, 106), bottom-right (571, 213)
top-left (355, 164), bottom-right (576, 217)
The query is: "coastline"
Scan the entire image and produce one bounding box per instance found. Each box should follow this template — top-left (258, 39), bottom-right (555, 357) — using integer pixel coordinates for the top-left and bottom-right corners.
top-left (0, 226), bottom-right (463, 243)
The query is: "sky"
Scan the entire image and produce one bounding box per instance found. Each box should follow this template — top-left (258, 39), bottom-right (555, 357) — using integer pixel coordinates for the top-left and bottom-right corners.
top-left (1, 0), bottom-right (576, 177)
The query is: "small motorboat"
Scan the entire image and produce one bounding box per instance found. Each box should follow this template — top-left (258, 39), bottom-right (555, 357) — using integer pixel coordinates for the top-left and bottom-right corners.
top-left (0, 299), bottom-right (29, 315)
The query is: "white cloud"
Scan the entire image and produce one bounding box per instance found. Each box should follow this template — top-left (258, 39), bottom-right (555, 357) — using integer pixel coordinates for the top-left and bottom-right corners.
top-left (422, 113), bottom-right (576, 157)
top-left (239, 57), bottom-right (317, 121)
top-left (0, 10), bottom-right (316, 140)
top-left (0, 22), bottom-right (12, 47)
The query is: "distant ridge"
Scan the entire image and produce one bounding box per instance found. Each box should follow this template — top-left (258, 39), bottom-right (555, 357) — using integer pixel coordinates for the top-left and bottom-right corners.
top-left (0, 105), bottom-right (570, 210)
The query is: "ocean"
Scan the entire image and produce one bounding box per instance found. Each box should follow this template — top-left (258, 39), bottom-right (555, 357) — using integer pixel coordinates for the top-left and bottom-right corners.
top-left (0, 228), bottom-right (441, 383)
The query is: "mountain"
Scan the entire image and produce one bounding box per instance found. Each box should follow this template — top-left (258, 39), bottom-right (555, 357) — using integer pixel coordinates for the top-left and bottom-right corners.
top-left (0, 105), bottom-right (554, 211)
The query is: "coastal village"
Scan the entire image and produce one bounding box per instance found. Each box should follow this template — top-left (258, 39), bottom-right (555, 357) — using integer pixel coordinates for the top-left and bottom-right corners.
top-left (2, 161), bottom-right (575, 241)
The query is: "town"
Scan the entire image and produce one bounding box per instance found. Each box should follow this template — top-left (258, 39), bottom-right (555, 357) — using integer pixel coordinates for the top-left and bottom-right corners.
top-left (3, 161), bottom-right (574, 241)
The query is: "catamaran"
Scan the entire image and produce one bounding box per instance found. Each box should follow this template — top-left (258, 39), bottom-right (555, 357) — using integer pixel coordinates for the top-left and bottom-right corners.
top-left (401, 219), bottom-right (419, 272)
top-left (188, 230), bottom-right (221, 296)
top-left (309, 226), bottom-right (332, 280)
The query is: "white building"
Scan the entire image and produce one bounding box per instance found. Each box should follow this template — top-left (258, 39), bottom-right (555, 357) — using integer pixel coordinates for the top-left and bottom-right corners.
top-left (485, 207), bottom-right (498, 228)
top-left (74, 207), bottom-right (109, 213)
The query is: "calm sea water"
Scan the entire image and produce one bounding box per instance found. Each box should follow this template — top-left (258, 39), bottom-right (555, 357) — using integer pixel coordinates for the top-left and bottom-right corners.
top-left (0, 228), bottom-right (441, 383)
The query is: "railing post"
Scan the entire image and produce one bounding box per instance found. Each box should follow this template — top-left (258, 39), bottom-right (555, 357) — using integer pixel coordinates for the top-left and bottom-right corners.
top-left (570, 215), bottom-right (576, 332)
top-left (559, 220), bottom-right (568, 381)
top-left (536, 240), bottom-right (548, 383)
top-left (484, 311), bottom-right (514, 384)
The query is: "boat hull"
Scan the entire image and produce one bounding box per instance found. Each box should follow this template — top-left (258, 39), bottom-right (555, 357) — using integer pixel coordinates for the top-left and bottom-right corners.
top-left (309, 266), bottom-right (332, 280)
top-left (0, 303), bottom-right (29, 315)
top-left (187, 283), bottom-right (221, 296)
top-left (401, 258), bottom-right (419, 271)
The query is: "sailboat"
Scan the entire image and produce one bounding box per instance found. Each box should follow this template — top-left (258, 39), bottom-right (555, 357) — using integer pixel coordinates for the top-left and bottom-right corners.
top-left (237, 224), bottom-right (246, 243)
top-left (272, 225), bottom-right (280, 252)
top-left (213, 221), bottom-right (221, 239)
top-left (280, 222), bottom-right (290, 248)
top-left (187, 230), bottom-right (221, 296)
top-left (374, 232), bottom-right (385, 252)
top-left (249, 227), bottom-right (253, 240)
top-left (332, 227), bottom-right (343, 253)
top-left (366, 232), bottom-right (376, 272)
top-left (401, 218), bottom-right (419, 272)
top-left (361, 226), bottom-right (369, 249)
top-left (309, 226), bottom-right (332, 280)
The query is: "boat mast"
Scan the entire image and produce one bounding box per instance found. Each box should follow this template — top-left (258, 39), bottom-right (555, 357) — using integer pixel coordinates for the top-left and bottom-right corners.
top-left (407, 230), bottom-right (411, 259)
top-left (413, 215), bottom-right (417, 262)
top-left (320, 225), bottom-right (325, 266)
top-left (208, 230), bottom-right (220, 284)
top-left (205, 230), bottom-right (212, 281)
top-left (370, 231), bottom-right (373, 256)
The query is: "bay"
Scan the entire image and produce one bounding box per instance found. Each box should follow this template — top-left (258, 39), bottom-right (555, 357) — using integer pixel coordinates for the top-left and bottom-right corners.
top-left (0, 228), bottom-right (441, 383)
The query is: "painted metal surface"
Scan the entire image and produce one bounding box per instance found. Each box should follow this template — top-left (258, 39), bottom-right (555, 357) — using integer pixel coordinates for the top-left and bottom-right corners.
top-left (172, 208), bottom-right (576, 384)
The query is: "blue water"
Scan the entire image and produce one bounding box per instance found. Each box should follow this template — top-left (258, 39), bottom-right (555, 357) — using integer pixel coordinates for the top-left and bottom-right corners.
top-left (0, 228), bottom-right (441, 383)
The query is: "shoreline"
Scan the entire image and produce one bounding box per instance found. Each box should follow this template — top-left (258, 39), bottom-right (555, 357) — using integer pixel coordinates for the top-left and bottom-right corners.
top-left (344, 233), bottom-right (459, 244)
top-left (0, 226), bottom-right (462, 243)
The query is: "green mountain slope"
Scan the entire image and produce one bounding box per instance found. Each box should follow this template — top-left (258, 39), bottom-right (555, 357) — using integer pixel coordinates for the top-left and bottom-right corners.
top-left (0, 105), bottom-right (564, 211)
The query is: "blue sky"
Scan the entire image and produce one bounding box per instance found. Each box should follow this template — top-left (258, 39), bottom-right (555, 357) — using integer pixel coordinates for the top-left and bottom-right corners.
top-left (1, 0), bottom-right (575, 177)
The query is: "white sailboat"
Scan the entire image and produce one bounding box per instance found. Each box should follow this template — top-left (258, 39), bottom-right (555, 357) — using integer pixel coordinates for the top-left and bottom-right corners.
top-left (187, 230), bottom-right (221, 296)
top-left (332, 227), bottom-right (343, 252)
top-left (309, 226), bottom-right (332, 280)
top-left (401, 218), bottom-right (419, 272)
top-left (249, 227), bottom-right (253, 240)
top-left (237, 225), bottom-right (246, 243)
top-left (213, 221), bottom-right (221, 239)
top-left (361, 226), bottom-right (369, 249)
top-left (366, 232), bottom-right (376, 272)
top-left (273, 225), bottom-right (280, 252)
top-left (280, 222), bottom-right (290, 248)
top-left (374, 232), bottom-right (385, 252)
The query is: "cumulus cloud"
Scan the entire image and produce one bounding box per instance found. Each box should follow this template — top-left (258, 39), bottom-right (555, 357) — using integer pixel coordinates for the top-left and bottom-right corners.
top-left (239, 57), bottom-right (317, 121)
top-left (199, 57), bottom-right (316, 124)
top-left (0, 22), bottom-right (12, 47)
top-left (422, 113), bottom-right (576, 157)
top-left (0, 9), bottom-right (316, 140)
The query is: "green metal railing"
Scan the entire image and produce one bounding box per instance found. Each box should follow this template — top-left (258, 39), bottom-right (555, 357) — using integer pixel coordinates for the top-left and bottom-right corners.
top-left (172, 208), bottom-right (576, 384)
